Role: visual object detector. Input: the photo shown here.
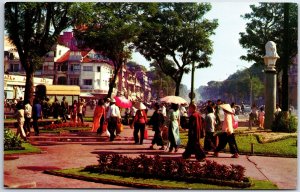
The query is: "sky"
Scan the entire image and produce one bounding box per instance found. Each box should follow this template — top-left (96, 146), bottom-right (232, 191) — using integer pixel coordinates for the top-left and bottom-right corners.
top-left (131, 1), bottom-right (258, 89)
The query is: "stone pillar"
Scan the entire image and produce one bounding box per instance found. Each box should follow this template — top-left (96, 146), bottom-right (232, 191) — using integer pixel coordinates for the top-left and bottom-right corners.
top-left (263, 41), bottom-right (279, 129)
top-left (264, 69), bottom-right (276, 129)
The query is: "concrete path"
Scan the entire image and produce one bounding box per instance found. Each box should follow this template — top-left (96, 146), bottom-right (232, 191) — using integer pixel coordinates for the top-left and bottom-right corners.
top-left (3, 126), bottom-right (297, 189)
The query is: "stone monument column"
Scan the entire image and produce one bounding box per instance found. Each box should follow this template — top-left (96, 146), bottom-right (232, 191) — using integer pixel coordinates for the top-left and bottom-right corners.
top-left (263, 41), bottom-right (279, 129)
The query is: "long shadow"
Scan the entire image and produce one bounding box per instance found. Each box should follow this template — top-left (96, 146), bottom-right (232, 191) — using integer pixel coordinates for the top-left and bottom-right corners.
top-left (82, 142), bottom-right (152, 146)
top-left (17, 166), bottom-right (61, 171)
top-left (93, 147), bottom-right (160, 150)
top-left (91, 150), bottom-right (179, 155)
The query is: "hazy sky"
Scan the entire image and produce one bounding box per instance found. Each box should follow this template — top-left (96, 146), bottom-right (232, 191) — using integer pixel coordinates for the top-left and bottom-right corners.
top-left (132, 1), bottom-right (258, 89)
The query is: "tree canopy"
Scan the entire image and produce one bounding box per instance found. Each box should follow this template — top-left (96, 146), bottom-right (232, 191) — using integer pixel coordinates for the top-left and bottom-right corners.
top-left (134, 3), bottom-right (218, 95)
top-left (73, 2), bottom-right (141, 98)
top-left (5, 2), bottom-right (73, 103)
top-left (239, 3), bottom-right (298, 71)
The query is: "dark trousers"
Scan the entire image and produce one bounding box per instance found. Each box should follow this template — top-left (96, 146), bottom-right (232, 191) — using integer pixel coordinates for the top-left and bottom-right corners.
top-left (108, 117), bottom-right (118, 141)
top-left (97, 116), bottom-right (105, 134)
top-left (204, 132), bottom-right (217, 151)
top-left (61, 113), bottom-right (68, 122)
top-left (215, 132), bottom-right (239, 154)
top-left (32, 117), bottom-right (40, 135)
top-left (77, 113), bottom-right (84, 124)
top-left (134, 123), bottom-right (145, 144)
top-left (24, 117), bottom-right (31, 133)
top-left (182, 142), bottom-right (206, 160)
top-left (151, 129), bottom-right (163, 146)
top-left (168, 131), bottom-right (177, 150)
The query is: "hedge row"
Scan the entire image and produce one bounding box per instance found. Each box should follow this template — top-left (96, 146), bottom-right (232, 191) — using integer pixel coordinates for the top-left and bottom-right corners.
top-left (83, 154), bottom-right (250, 188)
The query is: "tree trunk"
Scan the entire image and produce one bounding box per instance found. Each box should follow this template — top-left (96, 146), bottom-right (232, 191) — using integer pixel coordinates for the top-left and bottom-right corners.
top-left (175, 82), bottom-right (180, 96)
top-left (24, 71), bottom-right (34, 105)
top-left (174, 73), bottom-right (184, 96)
top-left (107, 63), bottom-right (122, 98)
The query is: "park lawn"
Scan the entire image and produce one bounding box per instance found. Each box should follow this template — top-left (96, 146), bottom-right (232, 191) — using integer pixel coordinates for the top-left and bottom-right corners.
top-left (235, 134), bottom-right (297, 157)
top-left (4, 142), bottom-right (41, 155)
top-left (180, 132), bottom-right (297, 157)
top-left (49, 168), bottom-right (277, 189)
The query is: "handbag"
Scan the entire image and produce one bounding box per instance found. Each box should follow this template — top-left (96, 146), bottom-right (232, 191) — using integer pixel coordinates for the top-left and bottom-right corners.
top-left (161, 125), bottom-right (168, 140)
top-left (232, 115), bottom-right (239, 129)
top-left (116, 122), bottom-right (123, 134)
top-left (144, 129), bottom-right (148, 139)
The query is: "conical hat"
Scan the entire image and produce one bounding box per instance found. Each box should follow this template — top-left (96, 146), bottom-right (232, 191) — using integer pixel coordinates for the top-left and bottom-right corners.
top-left (220, 104), bottom-right (234, 114)
top-left (134, 102), bottom-right (146, 110)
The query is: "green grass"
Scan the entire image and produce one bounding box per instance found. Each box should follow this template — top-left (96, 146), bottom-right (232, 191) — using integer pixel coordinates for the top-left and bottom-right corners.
top-left (83, 117), bottom-right (93, 122)
top-left (50, 168), bottom-right (277, 189)
top-left (180, 132), bottom-right (297, 157)
top-left (235, 135), bottom-right (297, 157)
top-left (4, 142), bottom-right (41, 155)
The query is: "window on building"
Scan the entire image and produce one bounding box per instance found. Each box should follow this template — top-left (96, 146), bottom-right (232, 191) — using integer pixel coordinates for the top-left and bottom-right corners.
top-left (83, 79), bottom-right (92, 85)
top-left (97, 66), bottom-right (101, 72)
top-left (10, 64), bottom-right (19, 72)
top-left (43, 65), bottom-right (48, 71)
top-left (58, 63), bottom-right (68, 71)
top-left (83, 66), bottom-right (93, 71)
top-left (70, 64), bottom-right (81, 71)
top-left (70, 78), bottom-right (79, 85)
top-left (57, 76), bottom-right (67, 85)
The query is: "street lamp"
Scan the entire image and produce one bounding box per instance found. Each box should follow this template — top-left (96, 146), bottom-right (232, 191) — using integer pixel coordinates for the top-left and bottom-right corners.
top-left (237, 65), bottom-right (252, 105)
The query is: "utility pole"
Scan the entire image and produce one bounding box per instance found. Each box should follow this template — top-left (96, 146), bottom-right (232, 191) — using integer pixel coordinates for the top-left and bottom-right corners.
top-left (190, 62), bottom-right (195, 104)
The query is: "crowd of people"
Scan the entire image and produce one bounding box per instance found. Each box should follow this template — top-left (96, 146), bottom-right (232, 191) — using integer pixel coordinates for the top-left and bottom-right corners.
top-left (13, 96), bottom-right (88, 140)
top-left (16, 94), bottom-right (295, 161)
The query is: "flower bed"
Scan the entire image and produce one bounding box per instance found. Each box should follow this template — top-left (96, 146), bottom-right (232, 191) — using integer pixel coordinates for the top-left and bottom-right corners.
top-left (83, 154), bottom-right (251, 188)
top-left (44, 122), bottom-right (90, 129)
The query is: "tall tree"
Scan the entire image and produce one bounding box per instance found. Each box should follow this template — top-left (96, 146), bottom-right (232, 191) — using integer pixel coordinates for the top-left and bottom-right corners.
top-left (239, 3), bottom-right (298, 106)
top-left (5, 2), bottom-right (73, 104)
top-left (73, 2), bottom-right (141, 98)
top-left (135, 3), bottom-right (218, 95)
top-left (148, 59), bottom-right (176, 98)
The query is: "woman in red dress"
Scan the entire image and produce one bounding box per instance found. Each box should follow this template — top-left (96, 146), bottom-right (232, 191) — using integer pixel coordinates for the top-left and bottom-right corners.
top-left (91, 99), bottom-right (106, 133)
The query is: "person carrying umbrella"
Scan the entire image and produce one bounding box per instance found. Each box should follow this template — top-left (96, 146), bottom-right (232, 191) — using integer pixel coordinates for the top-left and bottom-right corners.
top-left (167, 103), bottom-right (181, 152)
top-left (131, 102), bottom-right (148, 145)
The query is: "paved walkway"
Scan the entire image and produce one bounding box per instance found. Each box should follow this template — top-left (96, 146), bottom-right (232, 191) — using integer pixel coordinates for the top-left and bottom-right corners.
top-left (3, 125), bottom-right (298, 190)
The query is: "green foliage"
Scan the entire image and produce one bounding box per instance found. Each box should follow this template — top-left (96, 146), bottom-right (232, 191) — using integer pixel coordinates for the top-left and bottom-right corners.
top-left (90, 154), bottom-right (248, 187)
top-left (271, 112), bottom-right (298, 133)
top-left (180, 132), bottom-right (297, 157)
top-left (5, 2), bottom-right (74, 103)
top-left (4, 142), bottom-right (41, 155)
top-left (134, 3), bottom-right (218, 95)
top-left (147, 60), bottom-right (176, 97)
top-left (73, 2), bottom-right (141, 97)
top-left (52, 168), bottom-right (278, 189)
top-left (239, 3), bottom-right (298, 71)
top-left (4, 128), bottom-right (22, 150)
top-left (197, 64), bottom-right (265, 103)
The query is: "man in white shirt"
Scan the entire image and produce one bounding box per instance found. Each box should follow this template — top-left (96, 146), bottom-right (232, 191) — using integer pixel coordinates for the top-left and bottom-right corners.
top-left (106, 98), bottom-right (121, 141)
top-left (160, 103), bottom-right (167, 117)
top-left (24, 100), bottom-right (32, 136)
